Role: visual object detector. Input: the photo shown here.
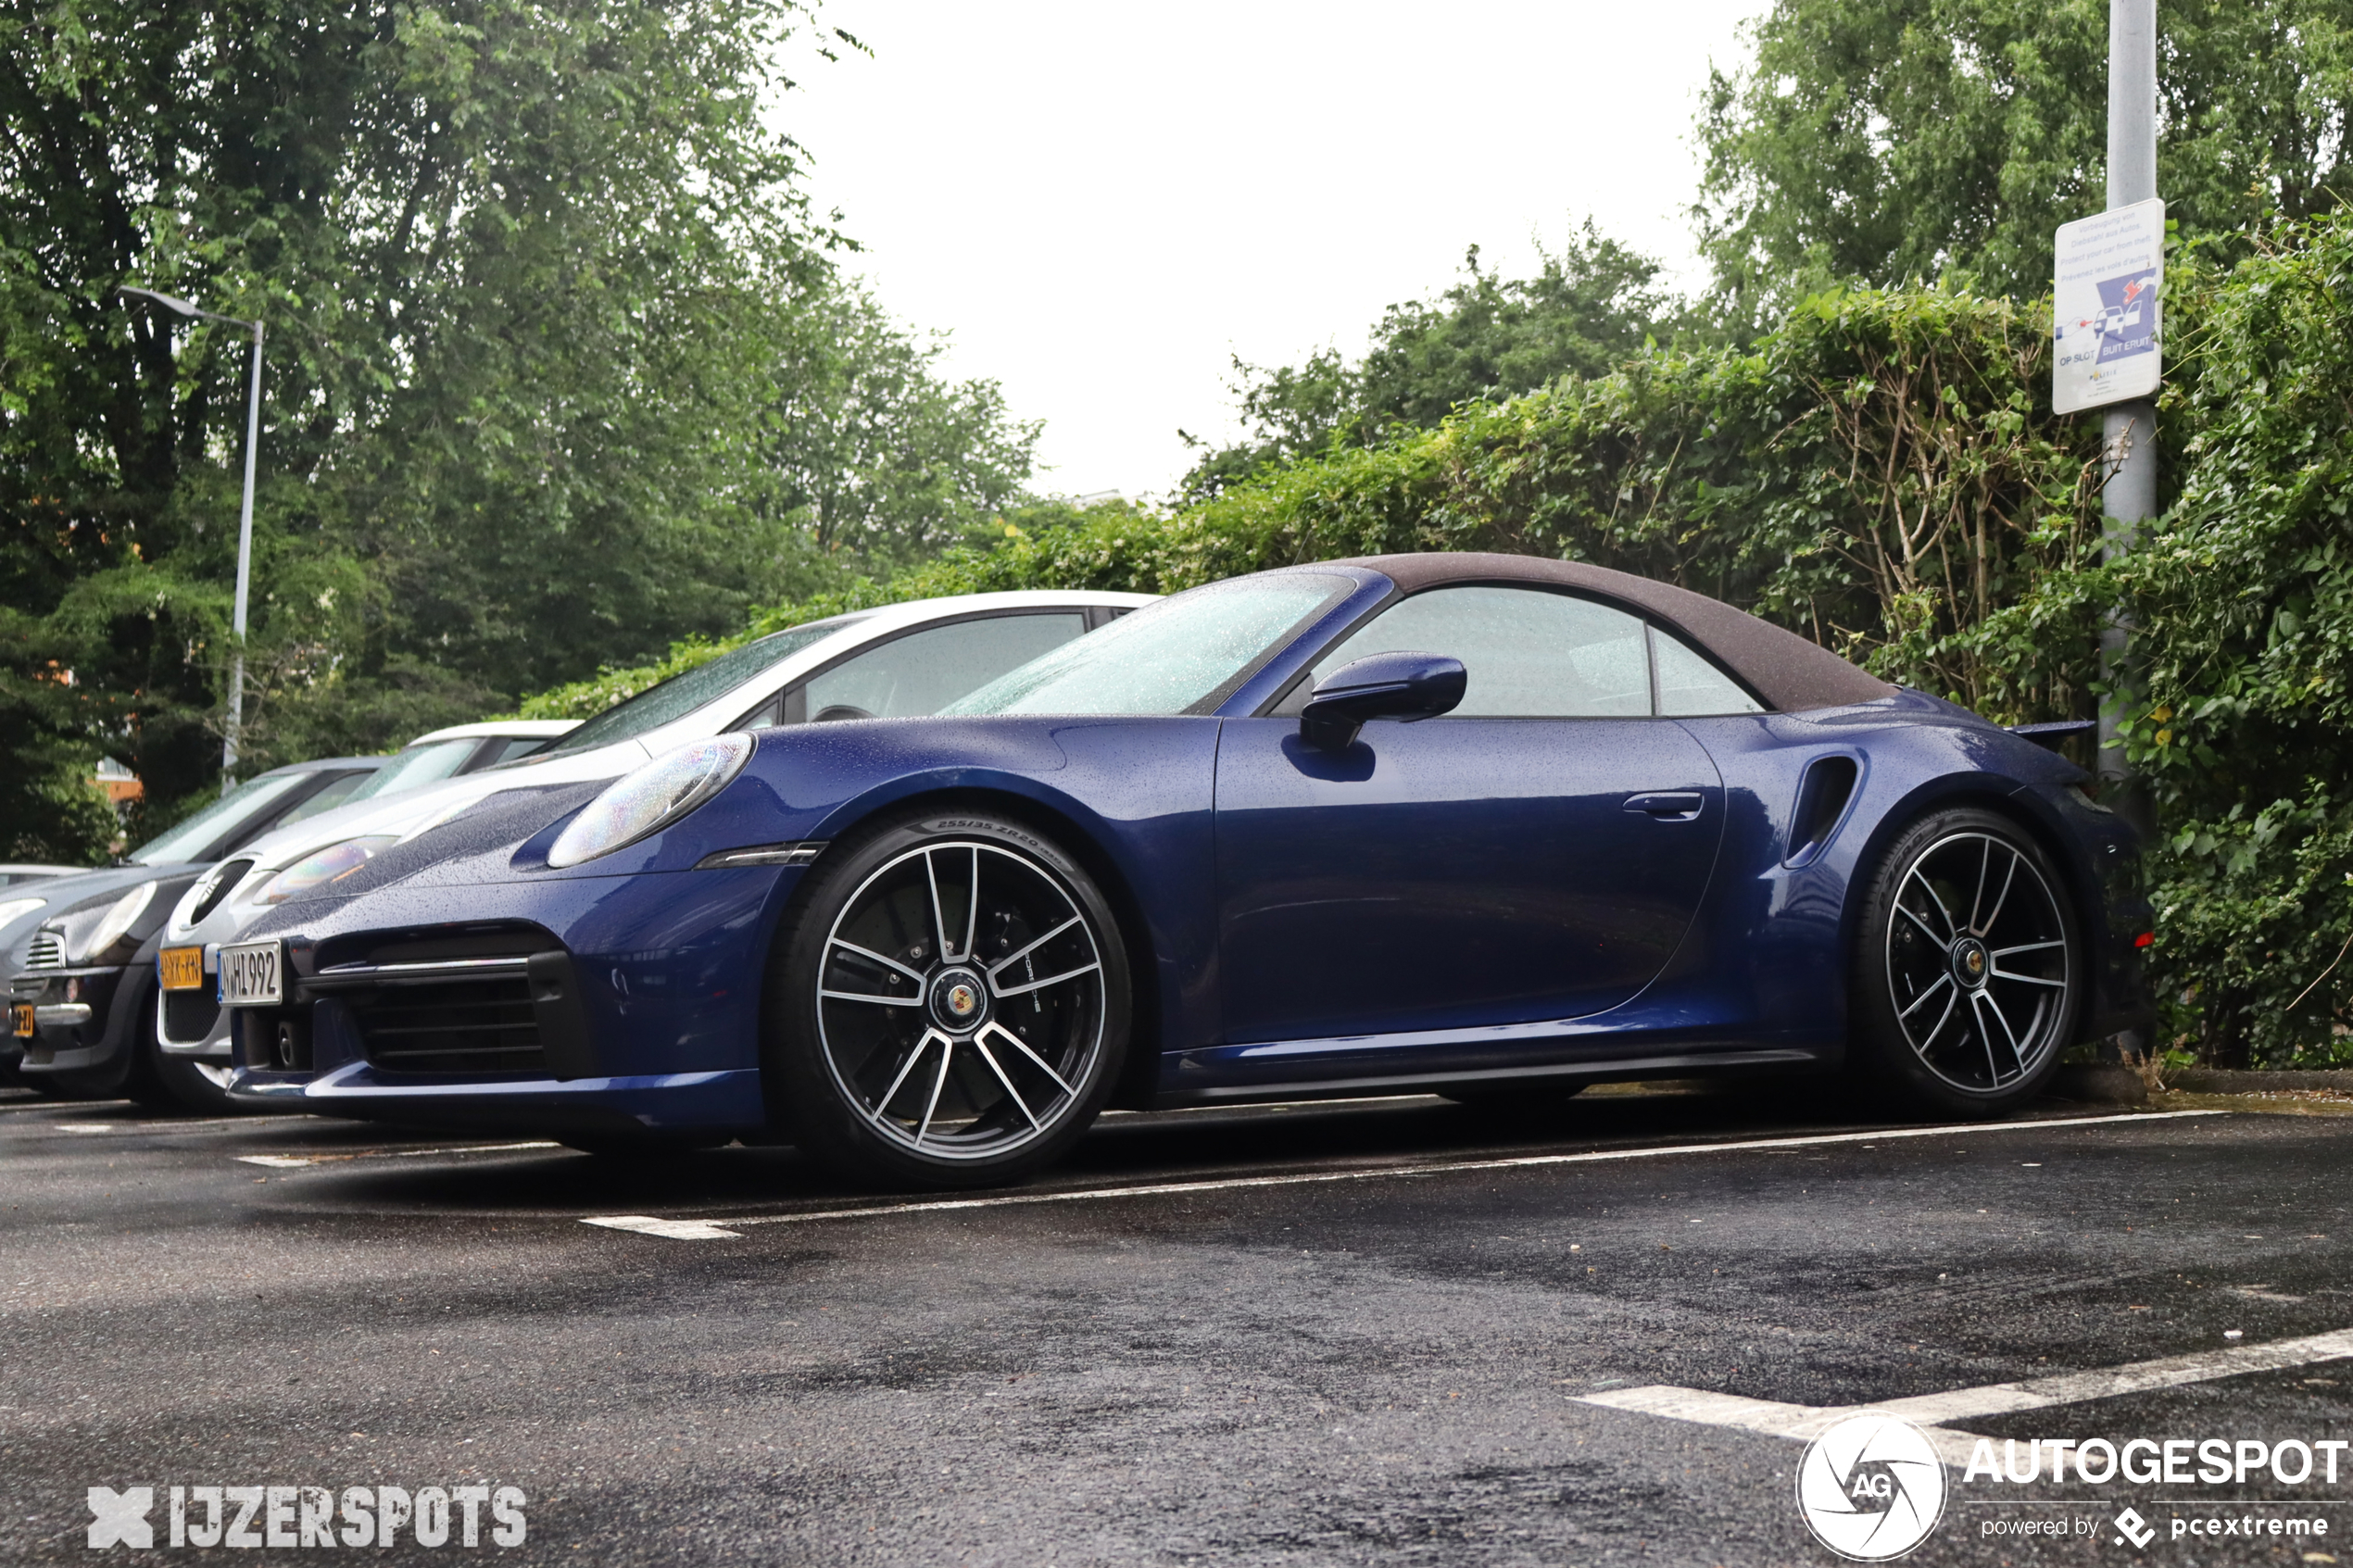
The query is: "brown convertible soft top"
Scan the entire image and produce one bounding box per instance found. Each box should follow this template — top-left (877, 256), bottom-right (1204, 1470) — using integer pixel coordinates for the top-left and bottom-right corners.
top-left (1324, 552), bottom-right (1894, 714)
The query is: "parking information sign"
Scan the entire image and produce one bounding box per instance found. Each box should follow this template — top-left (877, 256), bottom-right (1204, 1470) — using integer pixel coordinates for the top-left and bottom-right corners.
top-left (2053, 197), bottom-right (2165, 414)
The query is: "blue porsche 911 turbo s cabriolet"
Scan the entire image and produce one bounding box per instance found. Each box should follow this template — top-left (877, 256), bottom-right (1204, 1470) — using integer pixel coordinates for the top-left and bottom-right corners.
top-left (219, 553), bottom-right (2152, 1186)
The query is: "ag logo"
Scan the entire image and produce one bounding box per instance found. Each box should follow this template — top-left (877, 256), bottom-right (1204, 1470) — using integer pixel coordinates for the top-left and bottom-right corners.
top-left (1794, 1412), bottom-right (1947, 1561)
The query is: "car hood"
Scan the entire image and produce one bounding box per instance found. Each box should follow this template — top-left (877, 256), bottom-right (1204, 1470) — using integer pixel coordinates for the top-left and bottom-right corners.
top-left (0, 862), bottom-right (205, 984)
top-left (162, 742), bottom-right (658, 949)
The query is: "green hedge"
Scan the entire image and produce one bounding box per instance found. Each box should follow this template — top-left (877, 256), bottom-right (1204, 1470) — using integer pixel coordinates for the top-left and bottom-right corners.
top-left (516, 222), bottom-right (2353, 1066)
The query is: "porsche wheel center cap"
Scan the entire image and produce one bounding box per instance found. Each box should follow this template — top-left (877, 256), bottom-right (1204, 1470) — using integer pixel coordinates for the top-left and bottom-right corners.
top-left (1950, 936), bottom-right (1991, 990)
top-left (929, 968), bottom-right (989, 1032)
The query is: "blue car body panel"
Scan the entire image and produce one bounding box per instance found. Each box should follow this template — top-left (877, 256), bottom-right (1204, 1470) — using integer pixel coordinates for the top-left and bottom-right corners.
top-left (226, 561), bottom-right (2151, 1135)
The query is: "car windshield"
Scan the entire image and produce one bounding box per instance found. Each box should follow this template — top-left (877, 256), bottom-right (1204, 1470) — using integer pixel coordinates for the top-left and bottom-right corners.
top-left (270, 768), bottom-right (377, 828)
top-left (943, 575), bottom-right (1351, 716)
top-left (339, 737), bottom-right (482, 802)
top-left (123, 771), bottom-right (315, 865)
top-left (530, 617), bottom-right (868, 759)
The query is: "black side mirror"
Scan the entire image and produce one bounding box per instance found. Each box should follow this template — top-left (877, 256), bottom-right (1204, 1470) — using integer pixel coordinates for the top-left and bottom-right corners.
top-left (1300, 651), bottom-right (1466, 751)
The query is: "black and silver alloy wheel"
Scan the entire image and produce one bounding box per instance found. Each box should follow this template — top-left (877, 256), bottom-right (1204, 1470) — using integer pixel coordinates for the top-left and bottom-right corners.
top-left (769, 812), bottom-right (1129, 1186)
top-left (1853, 808), bottom-right (2082, 1115)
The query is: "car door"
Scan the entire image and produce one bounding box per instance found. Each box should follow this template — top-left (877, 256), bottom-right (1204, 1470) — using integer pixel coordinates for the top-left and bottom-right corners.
top-left (1214, 583), bottom-right (1738, 1047)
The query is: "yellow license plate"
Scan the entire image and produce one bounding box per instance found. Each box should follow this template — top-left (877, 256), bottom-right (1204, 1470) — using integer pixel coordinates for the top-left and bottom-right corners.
top-left (158, 947), bottom-right (206, 992)
top-left (9, 1002), bottom-right (31, 1039)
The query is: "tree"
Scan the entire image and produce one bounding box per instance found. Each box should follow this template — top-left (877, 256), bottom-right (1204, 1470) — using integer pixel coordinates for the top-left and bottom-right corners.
top-left (759, 280), bottom-right (1043, 570)
top-left (1696, 0), bottom-right (2353, 320)
top-left (1177, 223), bottom-right (1678, 500)
top-left (0, 0), bottom-right (852, 853)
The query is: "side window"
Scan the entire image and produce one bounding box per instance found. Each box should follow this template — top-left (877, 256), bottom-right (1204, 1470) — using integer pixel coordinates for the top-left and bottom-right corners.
top-left (479, 736), bottom-right (557, 766)
top-left (800, 613), bottom-right (1089, 721)
top-left (1309, 585), bottom-right (1652, 717)
top-left (1653, 629), bottom-right (1764, 716)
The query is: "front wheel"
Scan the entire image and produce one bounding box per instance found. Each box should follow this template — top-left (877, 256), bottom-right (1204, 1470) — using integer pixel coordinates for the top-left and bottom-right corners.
top-left (1851, 808), bottom-right (2083, 1116)
top-left (764, 810), bottom-right (1131, 1189)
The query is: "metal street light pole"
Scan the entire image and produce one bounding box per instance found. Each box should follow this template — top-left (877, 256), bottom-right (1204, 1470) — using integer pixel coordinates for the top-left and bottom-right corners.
top-left (2100, 0), bottom-right (2158, 827)
top-left (119, 286), bottom-right (264, 797)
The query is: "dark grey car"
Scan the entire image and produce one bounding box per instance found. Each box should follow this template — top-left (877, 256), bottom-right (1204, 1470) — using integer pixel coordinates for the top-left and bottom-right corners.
top-left (2, 757), bottom-right (384, 1100)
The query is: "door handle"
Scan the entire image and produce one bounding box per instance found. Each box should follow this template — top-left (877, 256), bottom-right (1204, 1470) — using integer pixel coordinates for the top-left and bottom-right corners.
top-left (1624, 792), bottom-right (1705, 821)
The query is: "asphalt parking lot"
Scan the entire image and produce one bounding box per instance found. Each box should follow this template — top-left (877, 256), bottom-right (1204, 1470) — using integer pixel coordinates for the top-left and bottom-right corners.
top-left (3, 1082), bottom-right (2349, 1565)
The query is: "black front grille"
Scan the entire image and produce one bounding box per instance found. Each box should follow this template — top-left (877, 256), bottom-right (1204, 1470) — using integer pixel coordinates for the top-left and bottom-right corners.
top-left (162, 989), bottom-right (221, 1043)
top-left (348, 973), bottom-right (546, 1075)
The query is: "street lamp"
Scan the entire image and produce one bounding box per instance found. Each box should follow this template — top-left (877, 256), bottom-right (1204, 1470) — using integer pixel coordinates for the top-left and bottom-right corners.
top-left (120, 286), bottom-right (264, 797)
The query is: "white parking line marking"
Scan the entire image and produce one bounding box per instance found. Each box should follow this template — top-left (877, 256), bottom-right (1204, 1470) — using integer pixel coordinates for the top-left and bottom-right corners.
top-left (233, 1140), bottom-right (559, 1169)
top-left (579, 1109), bottom-right (2224, 1238)
top-left (1874, 1326), bottom-right (2353, 1424)
top-left (1572, 1386), bottom-right (1985, 1464)
top-left (1577, 1326), bottom-right (2353, 1464)
top-left (54, 1123), bottom-right (119, 1133)
top-left (583, 1215), bottom-right (750, 1240)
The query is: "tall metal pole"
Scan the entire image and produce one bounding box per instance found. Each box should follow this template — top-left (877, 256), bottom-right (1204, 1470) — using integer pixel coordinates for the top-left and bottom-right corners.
top-left (2102, 0), bottom-right (2158, 1066)
top-left (2098, 0), bottom-right (2158, 822)
top-left (117, 287), bottom-right (265, 797)
top-left (222, 320), bottom-right (264, 795)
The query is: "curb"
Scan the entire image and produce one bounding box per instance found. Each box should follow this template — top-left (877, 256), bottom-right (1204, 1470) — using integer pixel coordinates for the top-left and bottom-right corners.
top-left (2165, 1067), bottom-right (2353, 1095)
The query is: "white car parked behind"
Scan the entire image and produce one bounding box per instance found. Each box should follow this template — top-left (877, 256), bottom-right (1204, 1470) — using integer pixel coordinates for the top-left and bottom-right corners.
top-left (155, 590), bottom-right (1154, 1082)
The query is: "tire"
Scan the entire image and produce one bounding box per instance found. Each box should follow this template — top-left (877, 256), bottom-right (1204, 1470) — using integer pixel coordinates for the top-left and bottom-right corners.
top-left (1850, 807), bottom-right (2083, 1117)
top-left (151, 1048), bottom-right (255, 1115)
top-left (764, 809), bottom-right (1131, 1189)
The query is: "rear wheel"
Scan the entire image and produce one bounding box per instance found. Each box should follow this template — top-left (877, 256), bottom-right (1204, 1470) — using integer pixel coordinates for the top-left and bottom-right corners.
top-left (1851, 808), bottom-right (2082, 1116)
top-left (765, 810), bottom-right (1130, 1189)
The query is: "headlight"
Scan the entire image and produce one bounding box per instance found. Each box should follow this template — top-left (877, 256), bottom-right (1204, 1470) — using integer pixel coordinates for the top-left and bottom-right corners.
top-left (259, 836), bottom-right (400, 904)
top-left (547, 734), bottom-right (752, 869)
top-left (78, 882), bottom-right (157, 962)
top-left (179, 858), bottom-right (254, 928)
top-left (0, 896), bottom-right (45, 929)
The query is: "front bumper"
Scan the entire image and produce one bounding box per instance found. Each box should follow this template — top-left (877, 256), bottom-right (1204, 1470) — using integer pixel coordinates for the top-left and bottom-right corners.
top-left (234, 1060), bottom-right (764, 1135)
top-left (220, 862), bottom-right (799, 1135)
top-left (10, 966), bottom-right (135, 1075)
top-left (156, 950), bottom-right (232, 1060)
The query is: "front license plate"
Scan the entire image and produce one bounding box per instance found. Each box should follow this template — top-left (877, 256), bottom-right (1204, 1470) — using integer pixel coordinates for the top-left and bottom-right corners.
top-left (8, 1001), bottom-right (31, 1038)
top-left (158, 946), bottom-right (205, 992)
top-left (216, 941), bottom-right (283, 1007)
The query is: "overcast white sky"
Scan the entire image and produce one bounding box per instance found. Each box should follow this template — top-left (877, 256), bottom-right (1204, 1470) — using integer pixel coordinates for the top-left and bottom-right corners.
top-left (781, 1), bottom-right (1764, 501)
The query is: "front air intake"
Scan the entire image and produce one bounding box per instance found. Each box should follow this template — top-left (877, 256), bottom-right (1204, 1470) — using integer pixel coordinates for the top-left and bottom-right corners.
top-left (346, 971), bottom-right (544, 1074)
top-left (303, 931), bottom-right (562, 1076)
top-left (162, 989), bottom-right (222, 1044)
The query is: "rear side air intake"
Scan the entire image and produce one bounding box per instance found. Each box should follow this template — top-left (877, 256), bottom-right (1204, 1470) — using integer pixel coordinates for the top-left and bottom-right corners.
top-left (1786, 755), bottom-right (1860, 867)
